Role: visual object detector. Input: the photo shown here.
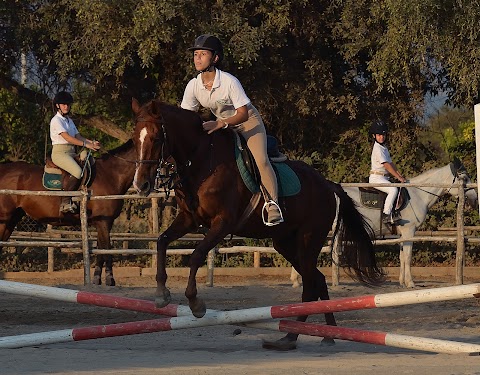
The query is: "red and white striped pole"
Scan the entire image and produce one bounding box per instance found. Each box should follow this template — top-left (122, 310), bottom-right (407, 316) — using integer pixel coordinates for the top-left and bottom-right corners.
top-left (1, 281), bottom-right (480, 352)
top-left (1, 307), bottom-right (480, 354)
top-left (0, 280), bottom-right (479, 317)
top-left (251, 320), bottom-right (480, 354)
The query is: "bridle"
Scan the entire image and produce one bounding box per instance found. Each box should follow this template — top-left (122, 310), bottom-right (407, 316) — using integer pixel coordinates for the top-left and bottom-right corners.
top-left (134, 114), bottom-right (178, 197)
top-left (414, 166), bottom-right (473, 198)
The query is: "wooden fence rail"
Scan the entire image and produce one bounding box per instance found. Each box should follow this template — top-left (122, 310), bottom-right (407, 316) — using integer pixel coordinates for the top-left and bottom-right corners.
top-left (0, 181), bottom-right (477, 285)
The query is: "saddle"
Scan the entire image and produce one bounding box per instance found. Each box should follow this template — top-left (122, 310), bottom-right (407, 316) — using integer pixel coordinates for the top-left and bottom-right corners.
top-left (234, 133), bottom-right (300, 197)
top-left (359, 185), bottom-right (410, 213)
top-left (42, 151), bottom-right (95, 190)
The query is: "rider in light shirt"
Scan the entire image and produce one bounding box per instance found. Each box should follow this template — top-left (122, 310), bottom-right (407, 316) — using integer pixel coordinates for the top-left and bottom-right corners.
top-left (181, 34), bottom-right (283, 226)
top-left (369, 120), bottom-right (406, 224)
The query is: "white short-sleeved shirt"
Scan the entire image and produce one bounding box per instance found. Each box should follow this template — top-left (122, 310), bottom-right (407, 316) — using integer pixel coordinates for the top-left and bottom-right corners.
top-left (181, 68), bottom-right (251, 120)
top-left (370, 141), bottom-right (392, 173)
top-left (50, 113), bottom-right (79, 145)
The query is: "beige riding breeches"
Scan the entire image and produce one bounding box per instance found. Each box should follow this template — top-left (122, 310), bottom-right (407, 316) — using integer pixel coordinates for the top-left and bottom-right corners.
top-left (232, 107), bottom-right (278, 202)
top-left (51, 144), bottom-right (82, 179)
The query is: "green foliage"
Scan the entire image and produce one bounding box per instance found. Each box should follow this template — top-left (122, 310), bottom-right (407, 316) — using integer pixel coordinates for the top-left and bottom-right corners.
top-left (0, 89), bottom-right (46, 163)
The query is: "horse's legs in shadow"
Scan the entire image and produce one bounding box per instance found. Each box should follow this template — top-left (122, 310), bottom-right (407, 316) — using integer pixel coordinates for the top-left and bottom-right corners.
top-left (263, 233), bottom-right (335, 351)
top-left (92, 221), bottom-right (115, 286)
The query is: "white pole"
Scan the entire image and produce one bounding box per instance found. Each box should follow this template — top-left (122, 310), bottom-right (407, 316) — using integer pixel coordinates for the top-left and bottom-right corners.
top-left (474, 104), bottom-right (480, 216)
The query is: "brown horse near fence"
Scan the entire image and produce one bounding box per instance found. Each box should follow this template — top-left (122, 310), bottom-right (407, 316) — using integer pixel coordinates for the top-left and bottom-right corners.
top-left (0, 140), bottom-right (138, 286)
top-left (130, 98), bottom-right (385, 350)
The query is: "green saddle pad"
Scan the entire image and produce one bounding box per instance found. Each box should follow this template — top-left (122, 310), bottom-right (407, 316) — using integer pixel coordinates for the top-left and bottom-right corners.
top-left (234, 140), bottom-right (301, 197)
top-left (43, 171), bottom-right (63, 190)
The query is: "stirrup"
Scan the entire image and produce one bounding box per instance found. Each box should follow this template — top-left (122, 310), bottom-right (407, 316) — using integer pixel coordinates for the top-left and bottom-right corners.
top-left (60, 201), bottom-right (78, 214)
top-left (262, 200), bottom-right (284, 226)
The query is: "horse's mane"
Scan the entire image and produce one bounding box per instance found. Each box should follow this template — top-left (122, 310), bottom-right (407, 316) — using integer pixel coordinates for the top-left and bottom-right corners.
top-left (145, 99), bottom-right (203, 127)
top-left (98, 139), bottom-right (134, 161)
top-left (409, 163), bottom-right (452, 183)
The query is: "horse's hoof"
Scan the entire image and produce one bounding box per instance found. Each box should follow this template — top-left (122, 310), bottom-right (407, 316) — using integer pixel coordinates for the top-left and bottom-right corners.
top-left (105, 275), bottom-right (116, 287)
top-left (154, 290), bottom-right (171, 308)
top-left (92, 275), bottom-right (102, 285)
top-left (262, 338), bottom-right (297, 351)
top-left (321, 337), bottom-right (335, 346)
top-left (189, 299), bottom-right (206, 318)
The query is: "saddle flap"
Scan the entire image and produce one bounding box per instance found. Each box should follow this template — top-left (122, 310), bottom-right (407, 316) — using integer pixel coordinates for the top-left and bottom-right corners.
top-left (359, 186), bottom-right (410, 211)
top-left (233, 133), bottom-right (300, 197)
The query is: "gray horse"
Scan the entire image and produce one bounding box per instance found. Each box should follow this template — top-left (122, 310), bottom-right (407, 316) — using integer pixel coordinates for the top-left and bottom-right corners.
top-left (291, 159), bottom-right (477, 288)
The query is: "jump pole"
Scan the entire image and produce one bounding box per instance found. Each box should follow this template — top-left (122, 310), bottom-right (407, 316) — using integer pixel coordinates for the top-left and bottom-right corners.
top-left (1, 308), bottom-right (480, 354)
top-left (1, 281), bottom-right (480, 353)
top-left (0, 280), bottom-right (479, 317)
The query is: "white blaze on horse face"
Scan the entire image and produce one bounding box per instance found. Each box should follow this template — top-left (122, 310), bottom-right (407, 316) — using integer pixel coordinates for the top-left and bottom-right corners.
top-left (133, 127), bottom-right (149, 192)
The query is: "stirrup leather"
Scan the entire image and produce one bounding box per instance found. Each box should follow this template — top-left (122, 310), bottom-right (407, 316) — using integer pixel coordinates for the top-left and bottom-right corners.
top-left (262, 200), bottom-right (284, 226)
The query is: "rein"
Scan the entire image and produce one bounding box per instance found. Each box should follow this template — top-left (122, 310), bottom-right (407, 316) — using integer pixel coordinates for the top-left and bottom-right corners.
top-left (413, 172), bottom-right (469, 198)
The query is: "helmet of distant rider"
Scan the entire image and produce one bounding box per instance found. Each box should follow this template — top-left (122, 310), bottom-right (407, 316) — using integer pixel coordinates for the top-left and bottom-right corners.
top-left (53, 91), bottom-right (74, 105)
top-left (369, 120), bottom-right (388, 135)
top-left (187, 34), bottom-right (224, 65)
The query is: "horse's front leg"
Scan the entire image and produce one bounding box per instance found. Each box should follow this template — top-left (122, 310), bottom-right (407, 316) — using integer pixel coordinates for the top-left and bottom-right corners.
top-left (401, 241), bottom-right (415, 288)
top-left (93, 221), bottom-right (115, 286)
top-left (185, 217), bottom-right (230, 318)
top-left (155, 210), bottom-right (196, 308)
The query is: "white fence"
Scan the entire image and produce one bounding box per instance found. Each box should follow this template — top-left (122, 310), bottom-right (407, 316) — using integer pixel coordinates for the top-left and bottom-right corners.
top-left (0, 179), bottom-right (477, 286)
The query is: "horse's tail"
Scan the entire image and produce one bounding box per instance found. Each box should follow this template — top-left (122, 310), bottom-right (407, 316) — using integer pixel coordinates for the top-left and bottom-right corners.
top-left (330, 182), bottom-right (386, 286)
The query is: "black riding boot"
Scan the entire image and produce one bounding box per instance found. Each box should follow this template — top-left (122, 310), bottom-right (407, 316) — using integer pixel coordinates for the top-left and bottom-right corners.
top-left (60, 175), bottom-right (81, 214)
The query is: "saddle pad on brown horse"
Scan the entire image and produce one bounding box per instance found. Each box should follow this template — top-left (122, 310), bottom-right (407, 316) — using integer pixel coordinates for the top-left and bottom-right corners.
top-left (42, 153), bottom-right (95, 190)
top-left (234, 133), bottom-right (301, 197)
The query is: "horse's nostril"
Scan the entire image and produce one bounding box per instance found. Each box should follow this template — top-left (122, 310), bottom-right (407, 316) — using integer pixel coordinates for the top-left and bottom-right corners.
top-left (139, 181), bottom-right (151, 196)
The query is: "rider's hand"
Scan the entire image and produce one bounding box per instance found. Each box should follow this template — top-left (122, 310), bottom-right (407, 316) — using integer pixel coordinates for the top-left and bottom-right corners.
top-left (87, 140), bottom-right (101, 151)
top-left (202, 120), bottom-right (224, 134)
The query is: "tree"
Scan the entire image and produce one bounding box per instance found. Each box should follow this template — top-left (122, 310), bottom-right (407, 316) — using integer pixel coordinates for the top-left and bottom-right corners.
top-left (2, 0), bottom-right (479, 180)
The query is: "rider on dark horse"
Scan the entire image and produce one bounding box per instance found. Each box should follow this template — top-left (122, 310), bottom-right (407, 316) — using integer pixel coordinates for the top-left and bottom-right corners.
top-left (368, 120), bottom-right (407, 224)
top-left (50, 91), bottom-right (101, 213)
top-left (180, 34), bottom-right (284, 226)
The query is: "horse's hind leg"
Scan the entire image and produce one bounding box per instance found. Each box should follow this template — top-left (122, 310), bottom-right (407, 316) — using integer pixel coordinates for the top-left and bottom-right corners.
top-left (290, 267), bottom-right (301, 288)
top-left (0, 208), bottom-right (25, 241)
top-left (264, 229), bottom-right (336, 351)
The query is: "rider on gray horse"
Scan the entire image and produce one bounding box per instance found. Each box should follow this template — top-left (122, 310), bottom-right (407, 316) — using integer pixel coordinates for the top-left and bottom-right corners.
top-left (368, 120), bottom-right (407, 224)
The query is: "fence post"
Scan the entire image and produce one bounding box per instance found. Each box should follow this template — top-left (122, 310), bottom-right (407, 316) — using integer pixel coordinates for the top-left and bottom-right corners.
top-left (206, 247), bottom-right (217, 287)
top-left (150, 197), bottom-right (159, 269)
top-left (253, 251), bottom-right (260, 268)
top-left (80, 190), bottom-right (91, 285)
top-left (455, 177), bottom-right (466, 285)
top-left (47, 225), bottom-right (55, 273)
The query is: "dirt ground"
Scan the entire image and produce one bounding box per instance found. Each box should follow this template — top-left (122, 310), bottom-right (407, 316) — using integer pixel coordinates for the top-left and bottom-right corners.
top-left (0, 271), bottom-right (480, 375)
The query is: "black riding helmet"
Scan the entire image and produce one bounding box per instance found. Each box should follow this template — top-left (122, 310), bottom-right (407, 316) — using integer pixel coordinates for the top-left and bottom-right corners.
top-left (188, 34), bottom-right (224, 67)
top-left (369, 120), bottom-right (388, 135)
top-left (53, 91), bottom-right (74, 105)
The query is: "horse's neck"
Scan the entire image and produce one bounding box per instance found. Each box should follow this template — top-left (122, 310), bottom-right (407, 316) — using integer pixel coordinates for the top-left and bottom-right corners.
top-left (409, 164), bottom-right (453, 208)
top-left (97, 143), bottom-right (137, 192)
top-left (168, 123), bottom-right (212, 167)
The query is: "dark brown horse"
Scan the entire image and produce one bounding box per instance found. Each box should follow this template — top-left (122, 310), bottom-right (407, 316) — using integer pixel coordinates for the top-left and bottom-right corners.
top-left (131, 98), bottom-right (385, 350)
top-left (0, 140), bottom-right (138, 286)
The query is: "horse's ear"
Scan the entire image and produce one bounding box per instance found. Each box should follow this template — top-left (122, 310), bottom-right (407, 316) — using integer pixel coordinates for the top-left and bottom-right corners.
top-left (132, 98), bottom-right (141, 114)
top-left (453, 156), bottom-right (462, 170)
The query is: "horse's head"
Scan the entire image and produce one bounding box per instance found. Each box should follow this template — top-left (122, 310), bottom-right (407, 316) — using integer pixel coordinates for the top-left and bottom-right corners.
top-left (450, 157), bottom-right (478, 209)
top-left (131, 98), bottom-right (166, 196)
